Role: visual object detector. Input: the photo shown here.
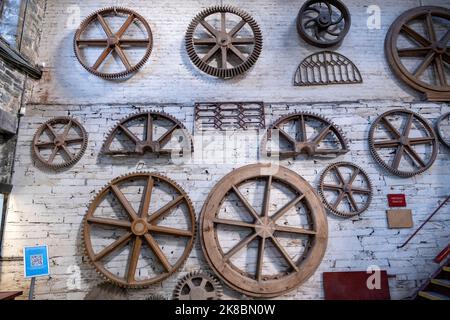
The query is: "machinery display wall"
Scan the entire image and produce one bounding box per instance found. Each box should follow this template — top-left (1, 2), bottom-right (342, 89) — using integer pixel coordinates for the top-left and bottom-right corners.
top-left (0, 0), bottom-right (449, 300)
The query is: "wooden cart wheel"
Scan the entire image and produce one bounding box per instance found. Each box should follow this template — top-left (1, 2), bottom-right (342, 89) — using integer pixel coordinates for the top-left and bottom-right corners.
top-left (83, 172), bottom-right (196, 288)
top-left (385, 6), bottom-right (450, 101)
top-left (74, 7), bottom-right (153, 79)
top-left (200, 164), bottom-right (328, 297)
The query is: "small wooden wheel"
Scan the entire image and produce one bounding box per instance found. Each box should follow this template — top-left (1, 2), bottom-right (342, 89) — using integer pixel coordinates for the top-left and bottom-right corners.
top-left (369, 109), bottom-right (438, 177)
top-left (200, 164), bottom-right (328, 297)
top-left (74, 7), bottom-right (153, 79)
top-left (83, 172), bottom-right (196, 288)
top-left (385, 6), bottom-right (450, 101)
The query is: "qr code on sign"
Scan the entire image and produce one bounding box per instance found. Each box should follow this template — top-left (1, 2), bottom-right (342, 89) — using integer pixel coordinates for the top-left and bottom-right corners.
top-left (30, 254), bottom-right (44, 267)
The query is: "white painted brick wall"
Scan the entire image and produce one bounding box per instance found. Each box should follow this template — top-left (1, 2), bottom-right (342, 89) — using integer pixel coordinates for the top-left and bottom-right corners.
top-left (0, 0), bottom-right (449, 300)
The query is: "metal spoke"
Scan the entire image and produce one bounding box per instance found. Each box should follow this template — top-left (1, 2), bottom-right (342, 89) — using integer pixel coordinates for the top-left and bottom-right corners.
top-left (405, 145), bottom-right (426, 167)
top-left (76, 39), bottom-right (108, 46)
top-left (229, 44), bottom-right (246, 62)
top-left (348, 168), bottom-right (360, 185)
top-left (200, 20), bottom-right (218, 37)
top-left (127, 236), bottom-right (142, 282)
top-left (374, 139), bottom-right (400, 148)
top-left (94, 232), bottom-right (132, 262)
top-left (334, 167), bottom-right (346, 185)
top-left (347, 193), bottom-right (359, 212)
top-left (140, 177), bottom-right (153, 219)
top-left (425, 13), bottom-right (437, 42)
top-left (87, 217), bottom-right (131, 228)
top-left (144, 234), bottom-right (172, 272)
top-left (381, 117), bottom-right (402, 138)
top-left (413, 51), bottom-right (435, 77)
top-left (398, 47), bottom-right (432, 57)
top-left (221, 47), bottom-right (227, 69)
top-left (232, 37), bottom-right (255, 45)
top-left (221, 12), bottom-right (226, 32)
top-left (158, 124), bottom-right (179, 147)
top-left (403, 113), bottom-right (414, 137)
top-left (401, 25), bottom-right (431, 47)
top-left (299, 115), bottom-right (307, 142)
top-left (61, 145), bottom-right (74, 160)
top-left (48, 146), bottom-right (59, 163)
top-left (120, 39), bottom-right (150, 46)
top-left (145, 114), bottom-right (153, 143)
top-left (313, 124), bottom-right (332, 144)
top-left (333, 191), bottom-right (345, 208)
top-left (202, 44), bottom-right (220, 63)
top-left (115, 46), bottom-right (132, 70)
top-left (409, 137), bottom-right (435, 145)
top-left (116, 14), bottom-right (135, 38)
top-left (392, 145), bottom-right (405, 170)
top-left (92, 47), bottom-right (113, 70)
top-left (35, 141), bottom-right (55, 148)
top-left (148, 196), bottom-right (185, 223)
top-left (110, 185), bottom-right (139, 220)
top-left (271, 194), bottom-right (305, 222)
top-left (119, 124), bottom-right (140, 143)
top-left (275, 126), bottom-right (296, 146)
top-left (322, 184), bottom-right (343, 191)
top-left (351, 187), bottom-right (372, 195)
top-left (65, 137), bottom-right (85, 144)
top-left (229, 19), bottom-right (246, 37)
top-left (434, 55), bottom-right (447, 86)
top-left (224, 233), bottom-right (258, 261)
top-left (193, 38), bottom-right (216, 45)
top-left (97, 14), bottom-right (114, 37)
top-left (270, 236), bottom-right (299, 272)
top-left (46, 124), bottom-right (58, 138)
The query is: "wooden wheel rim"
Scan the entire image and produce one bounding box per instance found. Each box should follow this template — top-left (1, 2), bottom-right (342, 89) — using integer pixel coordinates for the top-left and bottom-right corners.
top-left (385, 6), bottom-right (450, 94)
top-left (369, 109), bottom-right (438, 177)
top-left (74, 7), bottom-right (153, 79)
top-left (83, 172), bottom-right (196, 288)
top-left (200, 164), bottom-right (328, 297)
top-left (436, 112), bottom-right (450, 148)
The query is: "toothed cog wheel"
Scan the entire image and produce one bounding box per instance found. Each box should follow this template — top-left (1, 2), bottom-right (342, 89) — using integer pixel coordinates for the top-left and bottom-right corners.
top-left (173, 271), bottom-right (223, 300)
top-left (83, 172), bottom-right (196, 288)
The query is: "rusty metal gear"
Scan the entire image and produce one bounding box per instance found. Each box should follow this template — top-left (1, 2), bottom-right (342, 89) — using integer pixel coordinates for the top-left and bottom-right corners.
top-left (74, 7), bottom-right (153, 79)
top-left (318, 162), bottom-right (373, 218)
top-left (145, 293), bottom-right (167, 300)
top-left (101, 111), bottom-right (193, 156)
top-left (297, 0), bottom-right (351, 48)
top-left (32, 117), bottom-right (88, 170)
top-left (385, 6), bottom-right (450, 101)
top-left (173, 271), bottom-right (223, 300)
top-left (185, 5), bottom-right (263, 78)
top-left (263, 112), bottom-right (349, 159)
top-left (83, 172), bottom-right (196, 288)
top-left (369, 109), bottom-right (438, 177)
top-left (200, 164), bottom-right (328, 298)
top-left (436, 112), bottom-right (450, 148)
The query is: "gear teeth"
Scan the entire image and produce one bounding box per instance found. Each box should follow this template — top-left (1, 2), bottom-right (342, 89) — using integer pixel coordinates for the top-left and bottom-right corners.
top-left (145, 293), bottom-right (167, 300)
top-left (82, 172), bottom-right (197, 289)
top-left (369, 109), bottom-right (438, 178)
top-left (74, 7), bottom-right (153, 79)
top-left (263, 111), bottom-right (349, 159)
top-left (185, 5), bottom-right (263, 78)
top-left (32, 116), bottom-right (88, 170)
top-left (173, 271), bottom-right (223, 300)
top-left (318, 161), bottom-right (373, 218)
top-left (101, 110), bottom-right (193, 155)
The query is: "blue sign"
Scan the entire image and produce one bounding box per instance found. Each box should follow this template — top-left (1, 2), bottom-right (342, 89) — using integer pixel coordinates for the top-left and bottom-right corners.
top-left (23, 245), bottom-right (50, 278)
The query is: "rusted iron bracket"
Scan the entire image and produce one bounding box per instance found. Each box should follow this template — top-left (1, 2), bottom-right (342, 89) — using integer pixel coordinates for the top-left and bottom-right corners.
top-left (0, 36), bottom-right (41, 79)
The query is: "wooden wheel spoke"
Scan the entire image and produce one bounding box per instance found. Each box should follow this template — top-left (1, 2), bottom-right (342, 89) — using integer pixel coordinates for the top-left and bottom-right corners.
top-left (434, 55), bottom-right (447, 86)
top-left (425, 13), bottom-right (437, 42)
top-left (193, 38), bottom-right (216, 45)
top-left (224, 233), bottom-right (258, 261)
top-left (116, 14), bottom-right (135, 38)
top-left (262, 176), bottom-right (272, 218)
top-left (77, 39), bottom-right (108, 46)
top-left (322, 184), bottom-right (343, 191)
top-left (127, 236), bottom-right (142, 282)
top-left (144, 234), bottom-right (172, 272)
top-left (333, 191), bottom-right (345, 208)
top-left (148, 196), bottom-right (185, 223)
top-left (94, 232), bottom-right (132, 262)
top-left (202, 44), bottom-right (220, 63)
top-left (148, 225), bottom-right (193, 237)
top-left (373, 139), bottom-right (400, 148)
top-left (229, 44), bottom-right (246, 62)
top-left (401, 25), bottom-right (431, 47)
top-left (119, 39), bottom-right (150, 47)
top-left (270, 236), bottom-right (299, 272)
top-left (274, 225), bottom-right (316, 236)
top-left (200, 20), bottom-right (218, 37)
top-left (347, 193), bottom-right (359, 212)
top-left (48, 146), bottom-right (59, 163)
top-left (231, 186), bottom-right (261, 223)
top-left (140, 177), bottom-right (153, 220)
top-left (255, 237), bottom-right (265, 281)
top-left (87, 217), bottom-right (131, 229)
top-left (119, 124), bottom-right (141, 144)
top-left (97, 14), bottom-right (114, 37)
top-left (114, 46), bottom-right (132, 70)
top-left (413, 51), bottom-right (435, 77)
top-left (158, 124), bottom-right (180, 147)
top-left (403, 113), bottom-right (414, 137)
top-left (213, 218), bottom-right (255, 229)
top-left (92, 47), bottom-right (113, 70)
top-left (271, 194), bottom-right (305, 222)
top-left (398, 47), bottom-right (432, 57)
top-left (110, 185), bottom-right (139, 220)
top-left (313, 124), bottom-right (332, 144)
top-left (409, 137), bottom-right (435, 145)
top-left (392, 145), bottom-right (405, 170)
top-left (405, 145), bottom-right (426, 167)
top-left (381, 117), bottom-right (401, 138)
top-left (231, 37), bottom-right (255, 45)
top-left (229, 19), bottom-right (246, 37)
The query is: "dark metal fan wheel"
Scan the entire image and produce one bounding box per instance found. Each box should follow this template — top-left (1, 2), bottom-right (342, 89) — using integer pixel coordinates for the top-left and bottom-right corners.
top-left (297, 0), bottom-right (351, 48)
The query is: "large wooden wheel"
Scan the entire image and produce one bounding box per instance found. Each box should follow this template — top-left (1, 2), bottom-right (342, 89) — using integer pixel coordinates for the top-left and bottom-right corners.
top-left (385, 6), bottom-right (450, 101)
top-left (200, 164), bottom-right (328, 297)
top-left (83, 172), bottom-right (196, 288)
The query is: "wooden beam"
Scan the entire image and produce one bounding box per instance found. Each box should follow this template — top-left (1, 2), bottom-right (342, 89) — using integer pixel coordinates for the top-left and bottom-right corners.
top-left (0, 109), bottom-right (17, 135)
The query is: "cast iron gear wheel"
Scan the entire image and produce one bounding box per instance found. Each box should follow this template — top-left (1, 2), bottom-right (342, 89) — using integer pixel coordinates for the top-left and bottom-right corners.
top-left (436, 112), bottom-right (450, 149)
top-left (318, 162), bottom-right (373, 218)
top-left (369, 109), bottom-right (438, 177)
top-left (74, 7), bottom-right (153, 79)
top-left (185, 5), bottom-right (263, 78)
top-left (173, 271), bottom-right (223, 300)
top-left (83, 172), bottom-right (196, 288)
top-left (297, 0), bottom-right (351, 48)
top-left (101, 110), bottom-right (193, 156)
top-left (263, 111), bottom-right (349, 159)
top-left (32, 116), bottom-right (88, 170)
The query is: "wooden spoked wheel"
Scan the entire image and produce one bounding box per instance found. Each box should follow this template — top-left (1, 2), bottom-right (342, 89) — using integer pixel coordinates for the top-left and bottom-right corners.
top-left (369, 109), bottom-right (438, 177)
top-left (385, 6), bottom-right (450, 101)
top-left (74, 7), bottom-right (153, 79)
top-left (83, 172), bottom-right (196, 288)
top-left (200, 164), bottom-right (328, 297)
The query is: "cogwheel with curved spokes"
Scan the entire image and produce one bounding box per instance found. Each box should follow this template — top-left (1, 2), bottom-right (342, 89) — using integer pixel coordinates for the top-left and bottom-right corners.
top-left (83, 172), bottom-right (196, 288)
top-left (173, 271), bottom-right (223, 300)
top-left (74, 7), bottom-right (153, 79)
top-left (369, 109), bottom-right (438, 177)
top-left (297, 0), bottom-right (351, 48)
top-left (185, 5), bottom-right (263, 78)
top-left (32, 117), bottom-right (88, 170)
top-left (318, 162), bottom-right (373, 218)
top-left (263, 112), bottom-right (349, 159)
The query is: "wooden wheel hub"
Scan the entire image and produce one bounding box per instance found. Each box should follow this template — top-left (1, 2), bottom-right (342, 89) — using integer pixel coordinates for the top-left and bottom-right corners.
top-left (131, 219), bottom-right (148, 236)
top-left (254, 217), bottom-right (275, 239)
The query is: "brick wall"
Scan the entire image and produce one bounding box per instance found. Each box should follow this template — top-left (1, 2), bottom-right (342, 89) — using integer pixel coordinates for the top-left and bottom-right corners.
top-left (0, 0), bottom-right (449, 300)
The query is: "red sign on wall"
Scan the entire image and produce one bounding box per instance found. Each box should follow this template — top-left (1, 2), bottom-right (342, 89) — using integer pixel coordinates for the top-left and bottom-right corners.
top-left (387, 194), bottom-right (407, 207)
